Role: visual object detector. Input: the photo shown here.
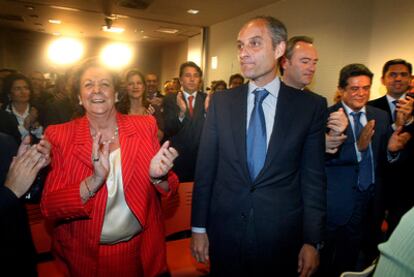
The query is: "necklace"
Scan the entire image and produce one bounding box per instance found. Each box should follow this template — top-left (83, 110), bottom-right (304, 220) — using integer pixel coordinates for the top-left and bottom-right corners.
top-left (91, 127), bottom-right (119, 144)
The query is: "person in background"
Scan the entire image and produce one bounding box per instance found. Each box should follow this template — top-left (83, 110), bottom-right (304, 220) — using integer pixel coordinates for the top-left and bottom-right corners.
top-left (211, 80), bottom-right (227, 94)
top-left (163, 80), bottom-right (177, 95)
top-left (228, 73), bottom-right (245, 88)
top-left (321, 63), bottom-right (411, 276)
top-left (163, 61), bottom-right (207, 182)
top-left (368, 59), bottom-right (414, 237)
top-left (41, 58), bottom-right (179, 276)
top-left (118, 68), bottom-right (164, 141)
top-left (0, 133), bottom-right (51, 277)
top-left (2, 73), bottom-right (43, 141)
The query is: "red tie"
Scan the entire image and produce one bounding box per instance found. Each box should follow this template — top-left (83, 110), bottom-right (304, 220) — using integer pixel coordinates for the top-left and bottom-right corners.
top-left (188, 95), bottom-right (194, 117)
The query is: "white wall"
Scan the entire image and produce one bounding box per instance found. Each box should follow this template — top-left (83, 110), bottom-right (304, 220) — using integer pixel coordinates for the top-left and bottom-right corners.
top-left (160, 40), bottom-right (188, 90)
top-left (206, 0), bottom-right (414, 105)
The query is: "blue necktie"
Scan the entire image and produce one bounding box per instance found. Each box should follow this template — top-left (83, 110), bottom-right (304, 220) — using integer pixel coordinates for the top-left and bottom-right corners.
top-left (392, 100), bottom-right (398, 122)
top-left (247, 88), bottom-right (269, 180)
top-left (350, 111), bottom-right (373, 190)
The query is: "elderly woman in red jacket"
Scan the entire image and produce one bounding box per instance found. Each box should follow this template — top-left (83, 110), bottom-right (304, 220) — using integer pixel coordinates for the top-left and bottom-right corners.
top-left (41, 58), bottom-right (179, 277)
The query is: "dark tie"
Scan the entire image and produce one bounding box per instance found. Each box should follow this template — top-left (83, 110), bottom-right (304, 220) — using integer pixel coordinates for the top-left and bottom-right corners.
top-left (188, 95), bottom-right (194, 117)
top-left (350, 111), bottom-right (373, 190)
top-left (392, 100), bottom-right (398, 122)
top-left (247, 88), bottom-right (269, 180)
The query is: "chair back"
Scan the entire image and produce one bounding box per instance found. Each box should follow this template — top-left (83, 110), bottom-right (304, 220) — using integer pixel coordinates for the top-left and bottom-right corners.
top-left (161, 182), bottom-right (193, 237)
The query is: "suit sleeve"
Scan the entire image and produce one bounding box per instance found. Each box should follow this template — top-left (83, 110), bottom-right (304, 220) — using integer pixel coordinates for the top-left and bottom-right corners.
top-left (191, 93), bottom-right (219, 228)
top-left (300, 97), bottom-right (328, 244)
top-left (41, 126), bottom-right (95, 221)
top-left (163, 94), bottom-right (188, 138)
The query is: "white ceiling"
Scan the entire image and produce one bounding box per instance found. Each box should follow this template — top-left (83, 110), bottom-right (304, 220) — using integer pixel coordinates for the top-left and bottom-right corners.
top-left (0, 0), bottom-right (277, 44)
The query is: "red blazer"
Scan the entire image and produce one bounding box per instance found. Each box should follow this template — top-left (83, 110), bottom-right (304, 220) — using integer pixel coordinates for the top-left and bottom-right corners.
top-left (41, 113), bottom-right (178, 276)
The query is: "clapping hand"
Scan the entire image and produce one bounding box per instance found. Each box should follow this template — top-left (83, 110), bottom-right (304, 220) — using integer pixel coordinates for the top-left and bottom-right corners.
top-left (91, 132), bottom-right (110, 184)
top-left (149, 141), bottom-right (178, 179)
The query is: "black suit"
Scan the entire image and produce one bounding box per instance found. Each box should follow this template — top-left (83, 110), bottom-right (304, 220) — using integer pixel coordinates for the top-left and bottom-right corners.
top-left (0, 133), bottom-right (37, 276)
top-left (368, 95), bottom-right (414, 235)
top-left (192, 82), bottom-right (327, 276)
top-left (0, 109), bottom-right (21, 143)
top-left (163, 92), bottom-right (207, 182)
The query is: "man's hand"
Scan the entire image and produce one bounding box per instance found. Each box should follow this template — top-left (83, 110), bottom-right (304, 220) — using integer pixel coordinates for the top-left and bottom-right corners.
top-left (357, 120), bottom-right (375, 151)
top-left (395, 97), bottom-right (414, 127)
top-left (5, 145), bottom-right (49, 198)
top-left (326, 133), bottom-right (347, 154)
top-left (298, 244), bottom-right (319, 277)
top-left (388, 126), bottom-right (412, 153)
top-left (176, 91), bottom-right (187, 116)
top-left (191, 232), bottom-right (209, 264)
top-left (327, 108), bottom-right (348, 136)
top-left (148, 97), bottom-right (163, 107)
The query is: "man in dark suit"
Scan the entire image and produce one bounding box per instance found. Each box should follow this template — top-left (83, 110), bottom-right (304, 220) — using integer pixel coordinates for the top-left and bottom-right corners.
top-left (191, 16), bottom-right (327, 276)
top-left (368, 59), bottom-right (414, 236)
top-left (163, 62), bottom-right (207, 182)
top-left (321, 64), bottom-right (411, 276)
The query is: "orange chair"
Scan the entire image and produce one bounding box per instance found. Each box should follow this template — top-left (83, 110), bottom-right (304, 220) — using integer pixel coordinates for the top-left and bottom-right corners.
top-left (26, 203), bottom-right (65, 277)
top-left (161, 182), bottom-right (209, 277)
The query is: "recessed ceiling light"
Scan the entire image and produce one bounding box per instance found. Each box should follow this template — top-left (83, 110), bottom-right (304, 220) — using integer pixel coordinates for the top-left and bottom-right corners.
top-left (50, 5), bottom-right (80, 12)
top-left (49, 19), bottom-right (62, 24)
top-left (156, 28), bottom-right (179, 34)
top-left (187, 9), bottom-right (199, 15)
top-left (52, 32), bottom-right (61, 36)
top-left (25, 5), bottom-right (35, 10)
top-left (102, 26), bottom-right (125, 33)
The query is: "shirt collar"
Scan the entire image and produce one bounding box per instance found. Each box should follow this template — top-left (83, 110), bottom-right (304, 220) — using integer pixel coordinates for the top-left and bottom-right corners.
top-left (248, 76), bottom-right (280, 98)
top-left (386, 93), bottom-right (406, 105)
top-left (182, 90), bottom-right (198, 100)
top-left (341, 101), bottom-right (366, 115)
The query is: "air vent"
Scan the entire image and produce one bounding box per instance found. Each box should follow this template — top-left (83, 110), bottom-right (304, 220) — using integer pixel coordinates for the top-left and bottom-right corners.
top-left (116, 0), bottom-right (154, 9)
top-left (0, 14), bottom-right (24, 22)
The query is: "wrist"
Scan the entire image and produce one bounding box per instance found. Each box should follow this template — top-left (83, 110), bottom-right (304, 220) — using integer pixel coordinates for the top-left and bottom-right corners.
top-left (150, 175), bottom-right (167, 185)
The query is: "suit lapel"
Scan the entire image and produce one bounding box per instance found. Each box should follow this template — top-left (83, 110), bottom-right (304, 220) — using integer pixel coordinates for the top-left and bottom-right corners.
top-left (256, 83), bottom-right (291, 181)
top-left (230, 84), bottom-right (251, 182)
top-left (73, 116), bottom-right (93, 169)
top-left (365, 106), bottom-right (379, 162)
top-left (117, 113), bottom-right (142, 190)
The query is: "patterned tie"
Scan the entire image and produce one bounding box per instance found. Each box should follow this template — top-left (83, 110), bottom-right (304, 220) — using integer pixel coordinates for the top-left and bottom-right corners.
top-left (350, 111), bottom-right (373, 190)
top-left (188, 95), bottom-right (194, 117)
top-left (392, 100), bottom-right (398, 122)
top-left (247, 88), bottom-right (269, 180)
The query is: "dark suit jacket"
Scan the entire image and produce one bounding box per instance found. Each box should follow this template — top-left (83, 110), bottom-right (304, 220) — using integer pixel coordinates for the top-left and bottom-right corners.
top-left (163, 91), bottom-right (207, 182)
top-left (325, 103), bottom-right (389, 228)
top-left (368, 95), bottom-right (414, 221)
top-left (0, 133), bottom-right (37, 276)
top-left (191, 82), bottom-right (327, 276)
top-left (0, 109), bottom-right (21, 143)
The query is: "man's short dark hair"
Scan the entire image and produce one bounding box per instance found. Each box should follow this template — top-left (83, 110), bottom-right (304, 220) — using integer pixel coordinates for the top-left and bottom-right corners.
top-left (252, 16), bottom-right (287, 48)
top-left (338, 64), bottom-right (373, 89)
top-left (229, 73), bottom-right (244, 85)
top-left (179, 61), bottom-right (202, 78)
top-left (382, 59), bottom-right (412, 77)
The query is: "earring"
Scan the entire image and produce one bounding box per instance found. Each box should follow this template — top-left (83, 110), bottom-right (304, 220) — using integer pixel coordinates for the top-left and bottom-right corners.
top-left (79, 99), bottom-right (83, 105)
top-left (115, 93), bottom-right (119, 103)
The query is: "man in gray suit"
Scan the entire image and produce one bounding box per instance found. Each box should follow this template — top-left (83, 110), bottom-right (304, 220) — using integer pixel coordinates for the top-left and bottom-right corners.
top-left (191, 16), bottom-right (327, 276)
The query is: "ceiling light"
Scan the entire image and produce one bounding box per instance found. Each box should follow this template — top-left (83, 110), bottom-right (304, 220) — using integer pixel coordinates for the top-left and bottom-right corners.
top-left (100, 43), bottom-right (133, 69)
top-left (50, 5), bottom-right (80, 12)
top-left (52, 32), bottom-right (61, 36)
top-left (25, 5), bottom-right (35, 10)
top-left (156, 28), bottom-right (179, 34)
top-left (187, 9), bottom-right (199, 15)
top-left (47, 38), bottom-right (84, 65)
top-left (48, 19), bottom-right (62, 24)
top-left (102, 26), bottom-right (125, 33)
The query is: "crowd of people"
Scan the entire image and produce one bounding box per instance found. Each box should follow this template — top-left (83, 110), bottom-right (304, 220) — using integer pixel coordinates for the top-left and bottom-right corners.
top-left (0, 14), bottom-right (414, 277)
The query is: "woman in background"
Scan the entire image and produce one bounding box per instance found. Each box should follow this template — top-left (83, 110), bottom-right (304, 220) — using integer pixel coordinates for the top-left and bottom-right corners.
top-left (117, 68), bottom-right (164, 141)
top-left (2, 73), bottom-right (43, 141)
top-left (41, 59), bottom-right (178, 276)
